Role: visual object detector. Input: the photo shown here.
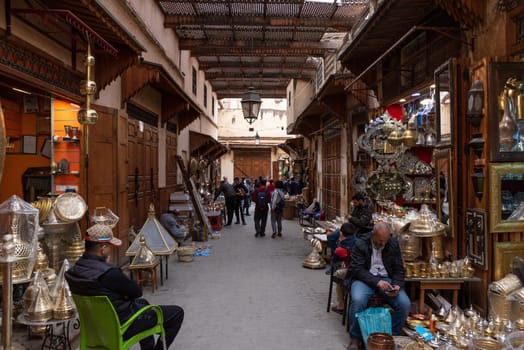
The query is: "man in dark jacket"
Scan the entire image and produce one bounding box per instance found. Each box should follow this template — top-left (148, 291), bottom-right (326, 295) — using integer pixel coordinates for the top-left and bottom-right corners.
top-left (65, 224), bottom-right (184, 350)
top-left (347, 221), bottom-right (410, 350)
top-left (214, 178), bottom-right (236, 226)
top-left (347, 192), bottom-right (373, 236)
top-left (252, 183), bottom-right (270, 237)
top-left (233, 177), bottom-right (248, 225)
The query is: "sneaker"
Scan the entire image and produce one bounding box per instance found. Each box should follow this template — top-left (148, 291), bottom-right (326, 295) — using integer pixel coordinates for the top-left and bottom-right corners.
top-left (277, 233), bottom-right (282, 237)
top-left (271, 233), bottom-right (276, 239)
top-left (254, 233), bottom-right (259, 237)
top-left (260, 233), bottom-right (266, 237)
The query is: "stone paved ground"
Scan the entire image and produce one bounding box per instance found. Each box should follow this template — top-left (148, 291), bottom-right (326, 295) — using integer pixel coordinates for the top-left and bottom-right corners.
top-left (12, 206), bottom-right (350, 349)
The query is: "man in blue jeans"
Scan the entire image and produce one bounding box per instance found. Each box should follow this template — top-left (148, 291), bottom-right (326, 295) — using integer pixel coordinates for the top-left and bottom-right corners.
top-left (347, 221), bottom-right (410, 350)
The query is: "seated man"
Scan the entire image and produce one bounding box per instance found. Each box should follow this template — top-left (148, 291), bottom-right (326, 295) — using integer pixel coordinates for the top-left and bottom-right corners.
top-left (65, 224), bottom-right (184, 350)
top-left (303, 198), bottom-right (321, 224)
top-left (347, 192), bottom-right (373, 237)
top-left (347, 221), bottom-right (411, 350)
top-left (330, 222), bottom-right (357, 314)
top-left (160, 211), bottom-right (187, 240)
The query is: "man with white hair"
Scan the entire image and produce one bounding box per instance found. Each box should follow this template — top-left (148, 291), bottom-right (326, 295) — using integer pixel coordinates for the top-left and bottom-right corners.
top-left (347, 221), bottom-right (410, 350)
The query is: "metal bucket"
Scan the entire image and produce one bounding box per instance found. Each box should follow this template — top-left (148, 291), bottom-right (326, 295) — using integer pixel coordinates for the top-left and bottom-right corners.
top-left (399, 232), bottom-right (420, 262)
top-left (420, 235), bottom-right (444, 262)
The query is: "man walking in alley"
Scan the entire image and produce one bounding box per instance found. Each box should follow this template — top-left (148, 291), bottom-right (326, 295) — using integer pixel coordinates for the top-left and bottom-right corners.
top-left (270, 180), bottom-right (286, 238)
top-left (214, 178), bottom-right (236, 226)
top-left (65, 224), bottom-right (184, 350)
top-left (243, 178), bottom-right (254, 216)
top-left (253, 182), bottom-right (270, 237)
top-left (233, 177), bottom-right (248, 225)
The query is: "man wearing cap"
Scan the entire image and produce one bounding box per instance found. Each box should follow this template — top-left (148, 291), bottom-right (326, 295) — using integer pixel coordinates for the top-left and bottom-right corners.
top-left (65, 224), bottom-right (184, 350)
top-left (347, 192), bottom-right (373, 237)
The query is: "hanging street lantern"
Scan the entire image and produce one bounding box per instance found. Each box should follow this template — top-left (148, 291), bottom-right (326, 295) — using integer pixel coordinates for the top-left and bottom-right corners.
top-left (241, 87), bottom-right (262, 125)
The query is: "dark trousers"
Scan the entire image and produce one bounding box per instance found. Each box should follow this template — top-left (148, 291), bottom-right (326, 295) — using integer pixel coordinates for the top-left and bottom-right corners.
top-left (234, 198), bottom-right (245, 224)
top-left (225, 196), bottom-right (236, 225)
top-left (243, 196), bottom-right (251, 214)
top-left (125, 305), bottom-right (184, 350)
top-left (254, 209), bottom-right (268, 234)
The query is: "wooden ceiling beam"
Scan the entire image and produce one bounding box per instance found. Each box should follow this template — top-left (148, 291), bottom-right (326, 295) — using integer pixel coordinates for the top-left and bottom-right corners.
top-left (165, 15), bottom-right (352, 31)
top-left (179, 38), bottom-right (340, 51)
top-left (187, 46), bottom-right (332, 56)
top-left (205, 71), bottom-right (315, 79)
top-left (200, 61), bottom-right (316, 70)
top-left (217, 89), bottom-right (287, 99)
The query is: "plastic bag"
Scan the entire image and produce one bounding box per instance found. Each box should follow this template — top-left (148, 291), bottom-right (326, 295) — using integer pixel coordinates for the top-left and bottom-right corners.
top-left (356, 307), bottom-right (392, 348)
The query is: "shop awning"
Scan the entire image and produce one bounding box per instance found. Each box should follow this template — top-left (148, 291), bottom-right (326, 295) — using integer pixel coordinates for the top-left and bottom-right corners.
top-left (338, 0), bottom-right (481, 84)
top-left (190, 131), bottom-right (227, 160)
top-left (278, 137), bottom-right (304, 157)
top-left (289, 73), bottom-right (356, 136)
top-left (10, 1), bottom-right (147, 92)
top-left (122, 62), bottom-right (203, 132)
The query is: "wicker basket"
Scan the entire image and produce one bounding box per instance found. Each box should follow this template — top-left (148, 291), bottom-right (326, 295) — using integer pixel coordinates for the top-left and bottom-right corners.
top-left (177, 246), bottom-right (195, 262)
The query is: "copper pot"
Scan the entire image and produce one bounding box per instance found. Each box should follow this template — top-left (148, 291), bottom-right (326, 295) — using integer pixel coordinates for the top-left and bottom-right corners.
top-left (367, 333), bottom-right (395, 350)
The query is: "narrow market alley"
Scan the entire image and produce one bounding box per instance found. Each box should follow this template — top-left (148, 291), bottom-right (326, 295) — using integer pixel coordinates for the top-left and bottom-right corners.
top-left (12, 209), bottom-right (350, 350)
top-left (144, 211), bottom-right (350, 350)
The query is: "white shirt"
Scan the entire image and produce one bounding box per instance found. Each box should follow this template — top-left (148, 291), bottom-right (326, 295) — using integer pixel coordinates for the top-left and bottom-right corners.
top-left (369, 245), bottom-right (388, 277)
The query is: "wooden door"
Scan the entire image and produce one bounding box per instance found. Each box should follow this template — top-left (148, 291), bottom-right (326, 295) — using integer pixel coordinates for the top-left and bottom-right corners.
top-left (166, 130), bottom-right (178, 187)
top-left (322, 125), bottom-right (342, 220)
top-left (234, 149), bottom-right (271, 180)
top-left (126, 118), bottom-right (159, 233)
top-left (85, 105), bottom-right (125, 262)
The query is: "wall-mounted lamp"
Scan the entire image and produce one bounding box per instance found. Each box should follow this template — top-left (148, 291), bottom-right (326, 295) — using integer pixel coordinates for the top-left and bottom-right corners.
top-left (466, 79), bottom-right (484, 127)
top-left (254, 131), bottom-right (260, 145)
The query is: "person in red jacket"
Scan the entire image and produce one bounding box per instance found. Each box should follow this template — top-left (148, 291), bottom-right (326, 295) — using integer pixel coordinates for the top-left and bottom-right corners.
top-left (330, 222), bottom-right (357, 314)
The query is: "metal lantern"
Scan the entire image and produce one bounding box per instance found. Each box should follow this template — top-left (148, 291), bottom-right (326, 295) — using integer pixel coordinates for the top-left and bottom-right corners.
top-left (126, 203), bottom-right (177, 257)
top-left (466, 79), bottom-right (484, 127)
top-left (241, 87), bottom-right (262, 125)
top-left (0, 195), bottom-right (39, 279)
top-left (130, 236), bottom-right (159, 268)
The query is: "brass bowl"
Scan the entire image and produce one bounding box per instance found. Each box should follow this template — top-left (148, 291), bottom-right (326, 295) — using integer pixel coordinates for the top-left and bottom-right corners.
top-left (470, 337), bottom-right (503, 350)
top-left (407, 319), bottom-right (429, 329)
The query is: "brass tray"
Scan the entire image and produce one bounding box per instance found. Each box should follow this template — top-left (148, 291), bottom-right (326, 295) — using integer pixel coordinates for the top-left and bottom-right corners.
top-left (54, 193), bottom-right (87, 222)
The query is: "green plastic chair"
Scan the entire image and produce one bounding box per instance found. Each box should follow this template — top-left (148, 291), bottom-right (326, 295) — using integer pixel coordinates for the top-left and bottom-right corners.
top-left (72, 294), bottom-right (166, 350)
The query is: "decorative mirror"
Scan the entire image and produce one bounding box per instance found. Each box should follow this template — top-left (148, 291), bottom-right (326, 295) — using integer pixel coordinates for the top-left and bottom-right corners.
top-left (356, 112), bottom-right (408, 167)
top-left (434, 58), bottom-right (454, 147)
top-left (489, 163), bottom-right (524, 232)
top-left (433, 148), bottom-right (454, 237)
